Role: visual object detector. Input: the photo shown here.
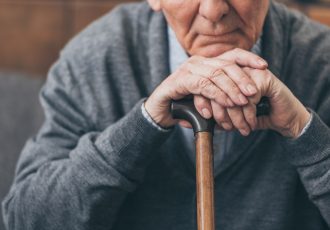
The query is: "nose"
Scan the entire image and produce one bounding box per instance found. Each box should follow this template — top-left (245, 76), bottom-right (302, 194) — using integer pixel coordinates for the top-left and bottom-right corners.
top-left (199, 0), bottom-right (230, 22)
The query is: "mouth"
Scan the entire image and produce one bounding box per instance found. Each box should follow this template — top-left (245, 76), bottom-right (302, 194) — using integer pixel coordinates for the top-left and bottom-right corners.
top-left (197, 30), bottom-right (240, 45)
top-left (192, 29), bottom-right (243, 52)
top-left (200, 28), bottom-right (238, 37)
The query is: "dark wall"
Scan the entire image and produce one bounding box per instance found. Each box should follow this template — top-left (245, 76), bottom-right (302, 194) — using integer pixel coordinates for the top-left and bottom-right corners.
top-left (0, 0), bottom-right (140, 76)
top-left (0, 0), bottom-right (329, 76)
top-left (0, 74), bottom-right (44, 230)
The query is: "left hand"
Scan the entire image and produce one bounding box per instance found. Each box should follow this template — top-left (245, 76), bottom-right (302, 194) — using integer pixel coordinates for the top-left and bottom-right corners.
top-left (217, 67), bottom-right (311, 138)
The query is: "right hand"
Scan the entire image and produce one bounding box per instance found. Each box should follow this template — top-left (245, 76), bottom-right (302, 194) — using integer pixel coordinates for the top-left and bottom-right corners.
top-left (144, 48), bottom-right (268, 129)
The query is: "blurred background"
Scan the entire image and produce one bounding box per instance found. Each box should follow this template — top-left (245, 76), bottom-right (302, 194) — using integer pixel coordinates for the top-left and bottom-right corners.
top-left (0, 0), bottom-right (329, 229)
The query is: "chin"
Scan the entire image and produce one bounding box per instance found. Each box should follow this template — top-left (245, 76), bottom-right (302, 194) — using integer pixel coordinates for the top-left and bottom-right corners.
top-left (188, 36), bottom-right (254, 58)
top-left (192, 43), bottom-right (238, 57)
top-left (198, 44), bottom-right (237, 58)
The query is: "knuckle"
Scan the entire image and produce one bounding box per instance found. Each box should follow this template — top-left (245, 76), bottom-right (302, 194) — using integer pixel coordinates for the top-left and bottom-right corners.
top-left (215, 93), bottom-right (230, 106)
top-left (239, 73), bottom-right (251, 82)
top-left (209, 69), bottom-right (225, 81)
top-left (210, 67), bottom-right (223, 77)
top-left (238, 77), bottom-right (255, 88)
top-left (214, 90), bottom-right (226, 100)
top-left (219, 61), bottom-right (234, 69)
top-left (198, 77), bottom-right (213, 90)
top-left (264, 70), bottom-right (273, 83)
top-left (230, 84), bottom-right (241, 94)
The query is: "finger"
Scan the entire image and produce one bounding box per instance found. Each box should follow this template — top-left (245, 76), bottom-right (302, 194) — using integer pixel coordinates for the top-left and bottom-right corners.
top-left (211, 100), bottom-right (233, 131)
top-left (184, 63), bottom-right (237, 106)
top-left (208, 69), bottom-right (249, 106)
top-left (188, 59), bottom-right (256, 101)
top-left (177, 73), bottom-right (235, 107)
top-left (219, 48), bottom-right (268, 69)
top-left (221, 121), bottom-right (234, 131)
top-left (221, 63), bottom-right (258, 96)
top-left (242, 101), bottom-right (257, 131)
top-left (166, 69), bottom-right (233, 107)
top-left (227, 106), bottom-right (251, 136)
top-left (199, 59), bottom-right (258, 97)
top-left (194, 95), bottom-right (213, 119)
top-left (242, 67), bottom-right (273, 100)
top-left (178, 120), bottom-right (192, 129)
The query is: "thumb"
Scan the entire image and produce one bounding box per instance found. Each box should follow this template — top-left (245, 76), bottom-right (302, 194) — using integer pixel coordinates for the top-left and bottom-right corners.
top-left (219, 48), bottom-right (268, 70)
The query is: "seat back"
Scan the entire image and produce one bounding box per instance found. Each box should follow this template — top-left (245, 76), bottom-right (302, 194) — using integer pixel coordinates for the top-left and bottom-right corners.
top-left (0, 73), bottom-right (44, 230)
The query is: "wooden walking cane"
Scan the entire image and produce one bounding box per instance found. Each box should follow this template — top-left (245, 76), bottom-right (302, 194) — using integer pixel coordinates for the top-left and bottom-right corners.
top-left (171, 97), bottom-right (269, 230)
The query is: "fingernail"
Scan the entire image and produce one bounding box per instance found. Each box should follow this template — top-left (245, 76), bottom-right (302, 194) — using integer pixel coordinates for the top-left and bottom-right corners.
top-left (238, 94), bottom-right (248, 104)
top-left (202, 108), bottom-right (212, 119)
top-left (241, 129), bottom-right (250, 136)
top-left (246, 84), bottom-right (257, 94)
top-left (257, 59), bottom-right (268, 66)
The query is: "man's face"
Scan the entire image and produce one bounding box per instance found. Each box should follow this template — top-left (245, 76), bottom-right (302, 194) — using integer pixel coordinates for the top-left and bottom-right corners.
top-left (148, 0), bottom-right (270, 57)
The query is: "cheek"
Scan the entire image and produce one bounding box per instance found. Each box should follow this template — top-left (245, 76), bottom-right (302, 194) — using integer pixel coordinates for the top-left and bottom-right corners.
top-left (161, 0), bottom-right (198, 31)
top-left (162, 0), bottom-right (191, 19)
top-left (231, 0), bottom-right (269, 37)
top-left (231, 0), bottom-right (268, 16)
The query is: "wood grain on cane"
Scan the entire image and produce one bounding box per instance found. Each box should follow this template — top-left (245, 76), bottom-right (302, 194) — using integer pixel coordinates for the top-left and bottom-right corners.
top-left (196, 132), bottom-right (215, 230)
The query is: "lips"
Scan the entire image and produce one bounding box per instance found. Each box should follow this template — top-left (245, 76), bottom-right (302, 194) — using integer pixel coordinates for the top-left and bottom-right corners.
top-left (194, 30), bottom-right (242, 49)
top-left (200, 28), bottom-right (238, 37)
top-left (198, 30), bottom-right (239, 42)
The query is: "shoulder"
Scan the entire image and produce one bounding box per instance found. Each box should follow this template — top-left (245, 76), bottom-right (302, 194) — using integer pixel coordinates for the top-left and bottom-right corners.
top-left (46, 1), bottom-right (153, 94)
top-left (285, 5), bottom-right (330, 64)
top-left (269, 1), bottom-right (330, 64)
top-left (265, 2), bottom-right (330, 108)
top-left (43, 2), bottom-right (154, 126)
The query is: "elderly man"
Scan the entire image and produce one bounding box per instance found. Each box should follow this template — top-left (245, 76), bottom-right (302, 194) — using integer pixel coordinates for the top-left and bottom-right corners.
top-left (3, 0), bottom-right (330, 229)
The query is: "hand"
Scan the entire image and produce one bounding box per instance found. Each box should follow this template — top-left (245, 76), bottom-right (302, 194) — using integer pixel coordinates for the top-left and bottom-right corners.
top-left (144, 48), bottom-right (268, 128)
top-left (245, 67), bottom-right (310, 138)
top-left (213, 67), bottom-right (311, 138)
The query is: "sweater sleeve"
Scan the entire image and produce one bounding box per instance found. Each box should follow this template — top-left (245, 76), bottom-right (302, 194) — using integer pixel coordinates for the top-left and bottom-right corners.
top-left (282, 110), bottom-right (330, 226)
top-left (2, 57), bottom-right (172, 230)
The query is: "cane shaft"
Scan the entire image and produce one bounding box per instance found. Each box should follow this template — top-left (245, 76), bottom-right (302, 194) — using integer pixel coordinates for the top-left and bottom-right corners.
top-left (196, 132), bottom-right (215, 230)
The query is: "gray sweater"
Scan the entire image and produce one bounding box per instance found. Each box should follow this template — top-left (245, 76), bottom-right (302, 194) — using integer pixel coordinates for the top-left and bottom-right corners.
top-left (3, 1), bottom-right (330, 229)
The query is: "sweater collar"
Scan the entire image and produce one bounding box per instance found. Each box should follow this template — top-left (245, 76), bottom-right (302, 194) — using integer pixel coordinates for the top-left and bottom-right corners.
top-left (144, 0), bottom-right (289, 176)
top-left (145, 10), bottom-right (170, 94)
top-left (261, 0), bottom-right (288, 80)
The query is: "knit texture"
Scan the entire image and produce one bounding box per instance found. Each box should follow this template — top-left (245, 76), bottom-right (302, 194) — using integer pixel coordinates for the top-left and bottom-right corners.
top-left (3, 1), bottom-right (330, 229)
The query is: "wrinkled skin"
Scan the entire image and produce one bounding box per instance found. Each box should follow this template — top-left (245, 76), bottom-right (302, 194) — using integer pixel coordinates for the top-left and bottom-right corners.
top-left (145, 0), bottom-right (310, 138)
